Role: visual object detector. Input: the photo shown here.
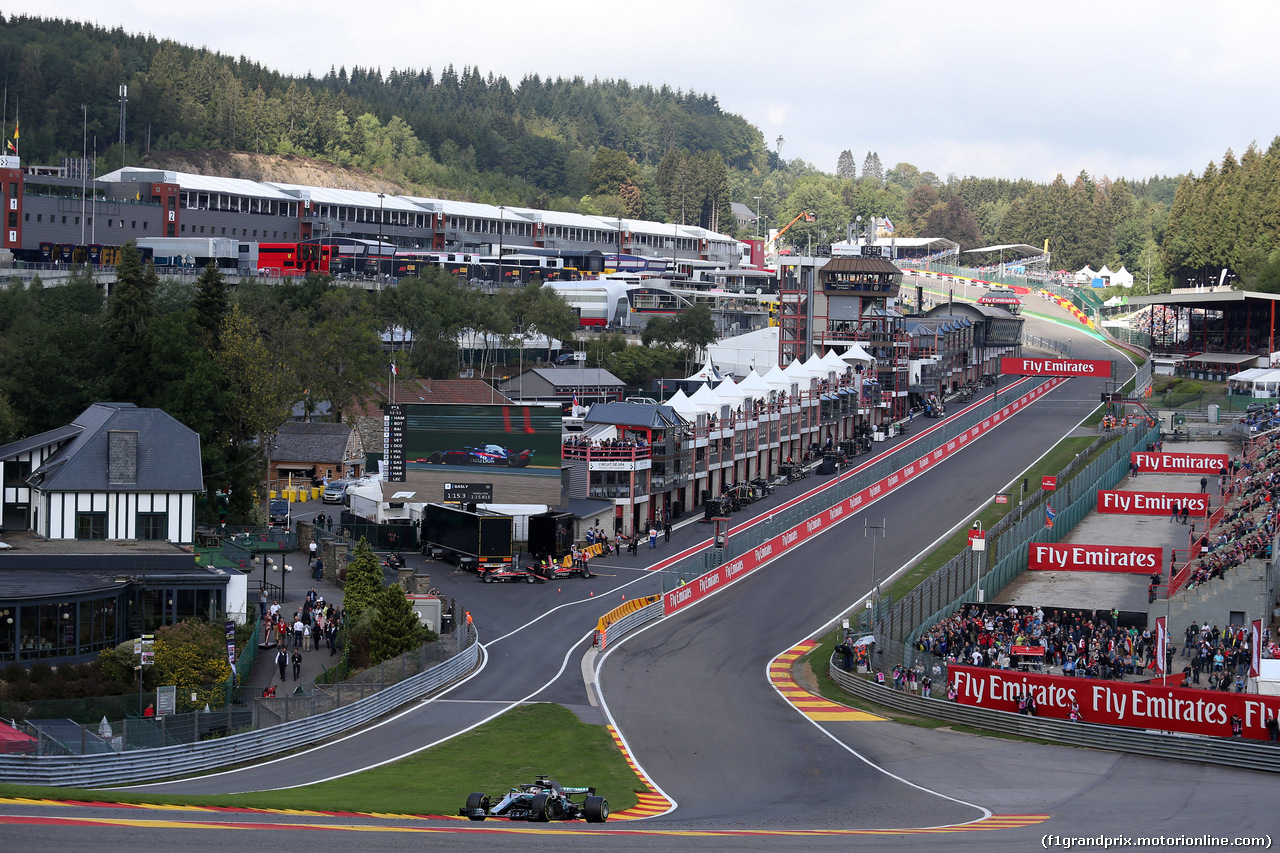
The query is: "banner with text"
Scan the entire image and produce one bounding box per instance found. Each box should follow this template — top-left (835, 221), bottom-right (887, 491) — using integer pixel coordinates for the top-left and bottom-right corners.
top-left (1027, 543), bottom-right (1163, 574)
top-left (1096, 490), bottom-right (1209, 517)
top-left (948, 664), bottom-right (1280, 741)
top-left (1130, 452), bottom-right (1230, 474)
top-left (1001, 357), bottom-right (1112, 378)
top-left (664, 378), bottom-right (1066, 616)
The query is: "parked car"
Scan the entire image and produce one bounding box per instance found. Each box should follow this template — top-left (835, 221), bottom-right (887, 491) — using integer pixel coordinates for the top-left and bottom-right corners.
top-left (554, 352), bottom-right (581, 365)
top-left (322, 480), bottom-right (354, 504)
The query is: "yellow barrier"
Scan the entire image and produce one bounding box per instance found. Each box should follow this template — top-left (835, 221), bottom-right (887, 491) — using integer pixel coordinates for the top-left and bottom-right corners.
top-left (596, 594), bottom-right (662, 634)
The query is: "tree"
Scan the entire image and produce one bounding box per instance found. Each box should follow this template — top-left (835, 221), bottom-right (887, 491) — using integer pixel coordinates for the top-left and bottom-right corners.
top-left (107, 241), bottom-right (160, 397)
top-left (191, 262), bottom-right (230, 345)
top-left (342, 538), bottom-right (383, 621)
top-left (861, 151), bottom-right (884, 183)
top-left (836, 149), bottom-right (856, 180)
top-left (369, 584), bottom-right (435, 665)
top-left (588, 147), bottom-right (642, 198)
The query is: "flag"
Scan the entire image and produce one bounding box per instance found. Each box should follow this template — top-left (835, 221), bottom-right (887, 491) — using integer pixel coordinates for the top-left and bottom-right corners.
top-left (572, 392), bottom-right (579, 409)
top-left (1251, 619), bottom-right (1262, 678)
top-left (883, 217), bottom-right (895, 233)
top-left (11, 120), bottom-right (17, 141)
top-left (1153, 616), bottom-right (1167, 676)
top-left (390, 363), bottom-right (398, 376)
top-left (4, 140), bottom-right (12, 153)
top-left (1044, 502), bottom-right (1055, 528)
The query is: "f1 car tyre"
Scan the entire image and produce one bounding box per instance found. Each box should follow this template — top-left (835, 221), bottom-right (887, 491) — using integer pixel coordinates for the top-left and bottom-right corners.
top-left (427, 452), bottom-right (443, 464)
top-left (482, 572), bottom-right (493, 583)
top-left (583, 795), bottom-right (609, 823)
top-left (507, 455), bottom-right (521, 467)
top-left (465, 792), bottom-right (488, 821)
top-left (525, 572), bottom-right (536, 584)
top-left (529, 793), bottom-right (553, 822)
top-left (582, 569), bottom-right (593, 578)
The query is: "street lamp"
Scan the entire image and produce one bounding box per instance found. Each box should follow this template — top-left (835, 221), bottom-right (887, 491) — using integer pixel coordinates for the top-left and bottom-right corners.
top-left (498, 205), bottom-right (505, 287)
top-left (753, 195), bottom-right (762, 239)
top-left (865, 518), bottom-right (886, 634)
top-left (376, 192), bottom-right (386, 287)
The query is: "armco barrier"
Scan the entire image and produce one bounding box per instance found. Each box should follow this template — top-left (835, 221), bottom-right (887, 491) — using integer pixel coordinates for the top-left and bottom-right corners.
top-left (0, 627), bottom-right (481, 787)
top-left (828, 658), bottom-right (1280, 774)
top-left (663, 377), bottom-right (1067, 617)
top-left (598, 600), bottom-right (664, 650)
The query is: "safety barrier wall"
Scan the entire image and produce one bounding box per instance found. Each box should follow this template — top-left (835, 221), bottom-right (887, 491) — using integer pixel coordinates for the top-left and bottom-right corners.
top-left (597, 600), bottom-right (665, 650)
top-left (829, 659), bottom-right (1280, 774)
top-left (0, 625), bottom-right (481, 787)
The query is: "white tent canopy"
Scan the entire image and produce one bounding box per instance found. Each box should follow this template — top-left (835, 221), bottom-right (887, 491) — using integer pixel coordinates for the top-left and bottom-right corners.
top-left (761, 364), bottom-right (793, 390)
top-left (689, 383), bottom-right (724, 413)
top-left (734, 370), bottom-right (770, 399)
top-left (1111, 266), bottom-right (1135, 288)
top-left (686, 353), bottom-right (724, 383)
top-left (841, 343), bottom-right (875, 365)
top-left (664, 388), bottom-right (700, 418)
top-left (820, 349), bottom-right (850, 373)
top-left (804, 353), bottom-right (832, 378)
top-left (1075, 265), bottom-right (1097, 281)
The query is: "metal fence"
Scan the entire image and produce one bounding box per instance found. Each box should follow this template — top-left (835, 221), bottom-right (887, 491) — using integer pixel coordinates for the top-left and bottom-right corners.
top-left (0, 623), bottom-right (480, 786)
top-left (256, 623), bottom-right (464, 727)
top-left (864, 422), bottom-right (1160, 671)
top-left (828, 659), bottom-right (1280, 774)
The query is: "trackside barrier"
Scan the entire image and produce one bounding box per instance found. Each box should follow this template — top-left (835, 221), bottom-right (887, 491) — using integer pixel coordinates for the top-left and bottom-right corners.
top-left (597, 599), bottom-right (665, 650)
top-left (0, 625), bottom-right (481, 787)
top-left (661, 378), bottom-right (1067, 617)
top-left (829, 659), bottom-right (1280, 774)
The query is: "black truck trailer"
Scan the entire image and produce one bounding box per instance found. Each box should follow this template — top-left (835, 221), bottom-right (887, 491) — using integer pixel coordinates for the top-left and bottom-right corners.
top-left (421, 503), bottom-right (514, 571)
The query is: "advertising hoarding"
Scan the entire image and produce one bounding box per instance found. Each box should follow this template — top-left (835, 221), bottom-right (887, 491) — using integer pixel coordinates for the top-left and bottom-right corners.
top-left (1027, 543), bottom-right (1162, 573)
top-left (1096, 490), bottom-right (1209, 516)
top-left (948, 665), bottom-right (1280, 741)
top-left (1130, 452), bottom-right (1230, 474)
top-left (1000, 357), bottom-right (1112, 377)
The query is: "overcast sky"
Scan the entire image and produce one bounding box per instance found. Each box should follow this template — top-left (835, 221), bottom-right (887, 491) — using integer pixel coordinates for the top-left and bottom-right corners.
top-left (13, 1), bottom-right (1280, 182)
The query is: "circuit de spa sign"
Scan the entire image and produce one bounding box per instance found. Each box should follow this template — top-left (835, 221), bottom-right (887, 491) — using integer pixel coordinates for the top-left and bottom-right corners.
top-left (948, 665), bottom-right (1280, 741)
top-left (1095, 490), bottom-right (1209, 517)
top-left (1000, 357), bottom-right (1113, 377)
top-left (1027, 543), bottom-right (1162, 574)
top-left (1130, 452), bottom-right (1229, 474)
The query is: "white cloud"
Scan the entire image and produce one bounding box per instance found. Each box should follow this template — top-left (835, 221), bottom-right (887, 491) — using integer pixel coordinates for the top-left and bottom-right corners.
top-left (8, 0), bottom-right (1280, 180)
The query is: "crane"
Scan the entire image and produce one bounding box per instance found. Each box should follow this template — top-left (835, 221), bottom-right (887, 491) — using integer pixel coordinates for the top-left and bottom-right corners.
top-left (764, 211), bottom-right (815, 262)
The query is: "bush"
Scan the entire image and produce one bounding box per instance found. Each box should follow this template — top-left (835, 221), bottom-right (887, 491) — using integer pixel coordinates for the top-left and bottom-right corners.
top-left (26, 662), bottom-right (53, 684)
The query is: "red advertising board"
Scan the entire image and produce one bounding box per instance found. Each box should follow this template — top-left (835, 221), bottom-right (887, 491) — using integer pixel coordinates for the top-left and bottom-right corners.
top-left (1096, 490), bottom-right (1209, 516)
top-left (1041, 475), bottom-right (1057, 491)
top-left (663, 378), bottom-right (1067, 616)
top-left (1001, 357), bottom-right (1112, 377)
top-left (1130, 452), bottom-right (1229, 474)
top-left (948, 664), bottom-right (1280, 741)
top-left (1027, 542), bottom-right (1163, 574)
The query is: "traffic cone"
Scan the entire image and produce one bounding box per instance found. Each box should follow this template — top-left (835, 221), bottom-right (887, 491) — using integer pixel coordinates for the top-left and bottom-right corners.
top-left (589, 591), bottom-right (594, 596)
top-left (558, 588), bottom-right (561, 593)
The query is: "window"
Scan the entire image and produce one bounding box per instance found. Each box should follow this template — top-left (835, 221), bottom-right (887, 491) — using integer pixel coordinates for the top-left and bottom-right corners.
top-left (137, 512), bottom-right (167, 541)
top-left (36, 214), bottom-right (42, 222)
top-left (75, 512), bottom-right (107, 540)
top-left (131, 221), bottom-right (136, 229)
top-left (3, 459), bottom-right (31, 488)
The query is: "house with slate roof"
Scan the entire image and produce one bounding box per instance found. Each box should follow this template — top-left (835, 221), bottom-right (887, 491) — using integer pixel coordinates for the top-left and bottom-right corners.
top-left (268, 421), bottom-right (364, 490)
top-left (499, 367), bottom-right (626, 409)
top-left (0, 403), bottom-right (203, 544)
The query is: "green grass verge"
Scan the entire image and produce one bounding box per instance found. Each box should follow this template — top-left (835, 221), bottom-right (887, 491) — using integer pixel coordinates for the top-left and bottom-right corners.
top-left (0, 703), bottom-right (642, 815)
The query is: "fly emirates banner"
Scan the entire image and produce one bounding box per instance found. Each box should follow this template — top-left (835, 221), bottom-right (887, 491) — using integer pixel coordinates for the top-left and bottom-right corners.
top-left (1130, 452), bottom-right (1229, 474)
top-left (949, 665), bottom-right (1280, 741)
top-left (1026, 543), bottom-right (1162, 574)
top-left (1095, 490), bottom-right (1209, 516)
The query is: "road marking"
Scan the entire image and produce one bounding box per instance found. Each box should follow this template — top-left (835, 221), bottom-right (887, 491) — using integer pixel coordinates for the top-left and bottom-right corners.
top-left (603, 725), bottom-right (675, 820)
top-left (0, 809), bottom-right (1050, 836)
top-left (768, 641), bottom-right (885, 722)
